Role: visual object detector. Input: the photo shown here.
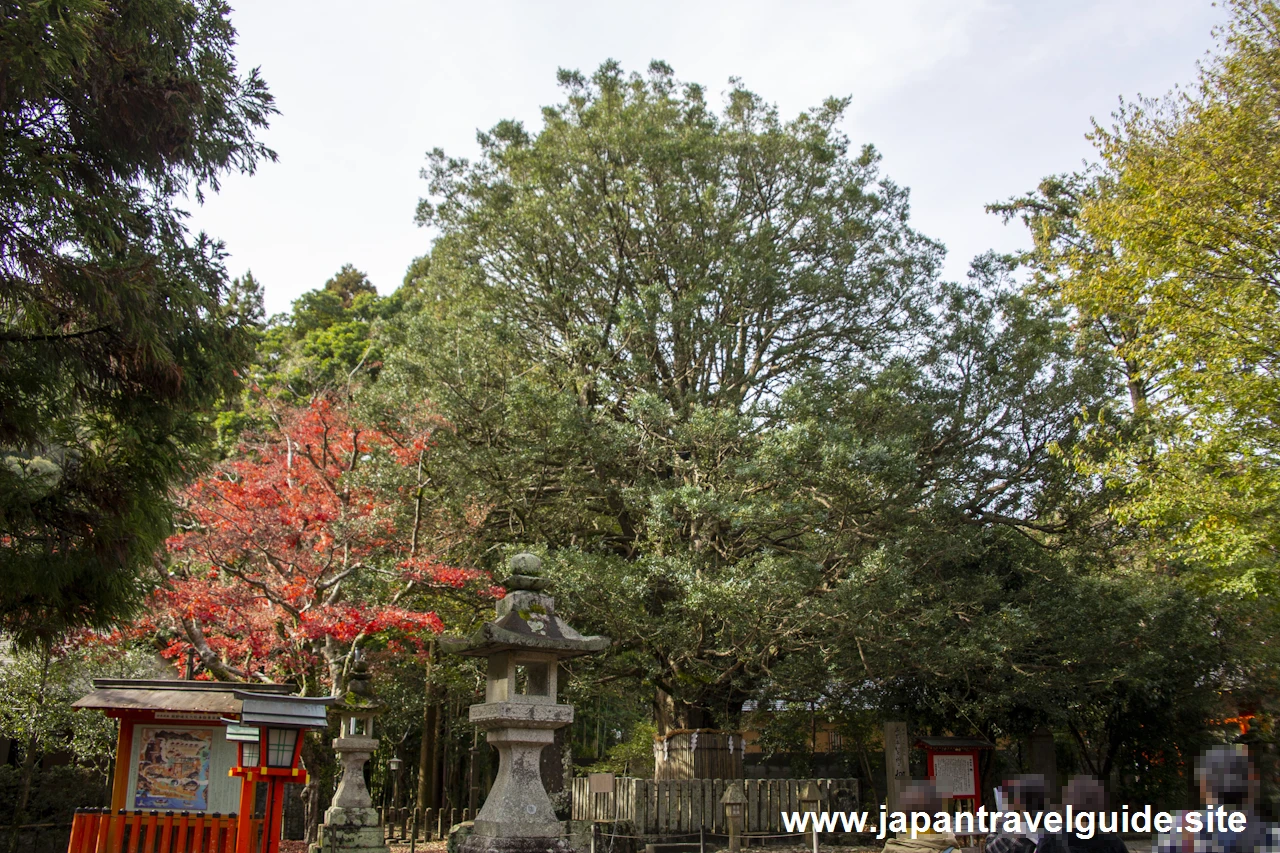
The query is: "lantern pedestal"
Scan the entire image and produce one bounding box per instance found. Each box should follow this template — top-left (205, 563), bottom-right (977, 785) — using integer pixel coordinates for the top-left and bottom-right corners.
top-left (314, 806), bottom-right (387, 853)
top-left (313, 733), bottom-right (389, 853)
top-left (468, 703), bottom-right (573, 840)
top-left (312, 656), bottom-right (389, 853)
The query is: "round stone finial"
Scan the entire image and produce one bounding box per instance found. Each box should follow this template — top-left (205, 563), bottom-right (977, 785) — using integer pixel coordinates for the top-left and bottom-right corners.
top-left (509, 553), bottom-right (542, 575)
top-left (346, 653), bottom-right (375, 700)
top-left (503, 552), bottom-right (550, 592)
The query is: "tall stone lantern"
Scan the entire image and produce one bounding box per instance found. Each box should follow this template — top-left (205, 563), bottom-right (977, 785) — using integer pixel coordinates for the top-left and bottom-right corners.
top-left (443, 554), bottom-right (609, 853)
top-left (312, 656), bottom-right (389, 853)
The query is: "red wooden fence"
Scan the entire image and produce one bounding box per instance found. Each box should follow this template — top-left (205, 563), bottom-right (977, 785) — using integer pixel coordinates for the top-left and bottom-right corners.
top-left (65, 810), bottom-right (260, 853)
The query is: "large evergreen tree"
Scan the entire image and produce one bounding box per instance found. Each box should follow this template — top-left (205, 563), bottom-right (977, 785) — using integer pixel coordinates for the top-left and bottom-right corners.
top-left (0, 0), bottom-right (274, 640)
top-left (382, 63), bottom-right (1111, 734)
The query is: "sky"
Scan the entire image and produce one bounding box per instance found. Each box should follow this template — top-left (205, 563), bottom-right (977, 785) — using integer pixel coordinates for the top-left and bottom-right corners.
top-left (189, 1), bottom-right (1228, 317)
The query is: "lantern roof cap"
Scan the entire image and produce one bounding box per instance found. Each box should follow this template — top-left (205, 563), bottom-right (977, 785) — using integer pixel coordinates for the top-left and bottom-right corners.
top-left (442, 553), bottom-right (609, 659)
top-left (441, 615), bottom-right (610, 658)
top-left (331, 652), bottom-right (383, 715)
top-left (721, 781), bottom-right (747, 804)
top-left (234, 692), bottom-right (334, 730)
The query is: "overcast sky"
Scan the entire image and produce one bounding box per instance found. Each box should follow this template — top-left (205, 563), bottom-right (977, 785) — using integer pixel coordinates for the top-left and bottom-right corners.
top-left (190, 1), bottom-right (1227, 317)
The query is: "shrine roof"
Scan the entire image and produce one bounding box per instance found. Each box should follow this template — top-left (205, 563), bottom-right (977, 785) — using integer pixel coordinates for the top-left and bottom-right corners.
top-left (73, 679), bottom-right (297, 715)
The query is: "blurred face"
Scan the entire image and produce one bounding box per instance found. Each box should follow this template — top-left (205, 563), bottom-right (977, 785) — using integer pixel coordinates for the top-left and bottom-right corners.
top-left (1064, 777), bottom-right (1105, 812)
top-left (902, 786), bottom-right (941, 815)
top-left (1198, 747), bottom-right (1259, 809)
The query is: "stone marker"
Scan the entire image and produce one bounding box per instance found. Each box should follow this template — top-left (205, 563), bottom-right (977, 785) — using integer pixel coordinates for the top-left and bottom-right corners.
top-left (884, 722), bottom-right (909, 812)
top-left (1027, 726), bottom-right (1057, 798)
top-left (443, 554), bottom-right (610, 853)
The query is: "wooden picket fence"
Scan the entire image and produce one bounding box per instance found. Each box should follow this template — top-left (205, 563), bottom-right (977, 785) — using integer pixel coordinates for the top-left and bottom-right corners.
top-left (571, 777), bottom-right (859, 835)
top-left (380, 806), bottom-right (471, 843)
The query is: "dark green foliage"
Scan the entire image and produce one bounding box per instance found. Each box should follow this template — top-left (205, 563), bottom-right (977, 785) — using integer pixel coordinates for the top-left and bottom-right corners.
top-left (0, 0), bottom-right (274, 640)
top-left (0, 765), bottom-right (109, 825)
top-left (251, 265), bottom-right (412, 403)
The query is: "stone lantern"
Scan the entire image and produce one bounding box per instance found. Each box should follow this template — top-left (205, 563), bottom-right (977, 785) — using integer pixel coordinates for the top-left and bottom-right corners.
top-left (443, 553), bottom-right (609, 853)
top-left (312, 656), bottom-right (389, 853)
top-left (721, 782), bottom-right (747, 853)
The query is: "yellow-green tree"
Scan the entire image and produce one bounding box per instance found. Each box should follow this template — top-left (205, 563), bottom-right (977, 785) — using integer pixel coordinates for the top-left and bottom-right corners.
top-left (999, 0), bottom-right (1280, 589)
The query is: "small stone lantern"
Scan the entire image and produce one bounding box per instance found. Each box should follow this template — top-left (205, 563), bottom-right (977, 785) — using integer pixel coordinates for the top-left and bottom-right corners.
top-left (799, 781), bottom-right (822, 848)
top-left (721, 781), bottom-right (747, 853)
top-left (312, 657), bottom-right (389, 853)
top-left (443, 554), bottom-right (609, 853)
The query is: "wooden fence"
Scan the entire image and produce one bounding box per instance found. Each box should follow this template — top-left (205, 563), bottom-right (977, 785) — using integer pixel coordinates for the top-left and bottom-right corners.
top-left (653, 731), bottom-right (744, 781)
top-left (2, 821), bottom-right (71, 853)
top-left (380, 806), bottom-right (472, 843)
top-left (65, 810), bottom-right (251, 853)
top-left (571, 777), bottom-right (859, 835)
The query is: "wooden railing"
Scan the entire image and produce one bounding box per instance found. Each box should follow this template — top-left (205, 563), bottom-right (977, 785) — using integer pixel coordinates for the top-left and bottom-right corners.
top-left (571, 777), bottom-right (860, 835)
top-left (66, 810), bottom-right (260, 853)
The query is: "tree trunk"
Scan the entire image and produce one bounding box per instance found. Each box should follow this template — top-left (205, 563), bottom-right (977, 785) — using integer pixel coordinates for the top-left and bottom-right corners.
top-left (302, 779), bottom-right (321, 846)
top-left (430, 691), bottom-right (445, 808)
top-left (655, 687), bottom-right (711, 735)
top-left (654, 686), bottom-right (736, 734)
top-left (467, 727), bottom-right (480, 813)
top-left (416, 640), bottom-right (436, 812)
top-left (854, 732), bottom-right (879, 807)
top-left (442, 697), bottom-right (456, 810)
top-left (301, 730), bottom-right (336, 845)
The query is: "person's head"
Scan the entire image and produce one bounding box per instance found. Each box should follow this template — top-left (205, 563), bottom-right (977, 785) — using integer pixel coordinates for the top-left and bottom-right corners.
top-left (901, 780), bottom-right (943, 815)
top-left (1196, 744), bottom-right (1258, 809)
top-left (1003, 775), bottom-right (1047, 813)
top-left (1062, 775), bottom-right (1106, 812)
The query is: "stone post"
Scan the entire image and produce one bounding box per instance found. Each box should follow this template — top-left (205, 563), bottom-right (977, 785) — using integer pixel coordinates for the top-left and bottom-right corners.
top-left (1027, 727), bottom-right (1057, 799)
top-left (721, 782), bottom-right (746, 853)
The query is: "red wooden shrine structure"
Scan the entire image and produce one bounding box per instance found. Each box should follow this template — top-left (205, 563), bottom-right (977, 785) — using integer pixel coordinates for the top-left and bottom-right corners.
top-left (65, 680), bottom-right (329, 853)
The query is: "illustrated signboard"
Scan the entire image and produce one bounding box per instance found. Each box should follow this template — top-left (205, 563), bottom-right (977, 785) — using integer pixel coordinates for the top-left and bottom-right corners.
top-left (932, 754), bottom-right (976, 797)
top-left (133, 727), bottom-right (212, 810)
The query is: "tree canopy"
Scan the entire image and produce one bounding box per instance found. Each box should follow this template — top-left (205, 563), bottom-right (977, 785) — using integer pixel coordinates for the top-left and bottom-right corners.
top-left (381, 62), bottom-right (1116, 736)
top-left (0, 0), bottom-right (274, 640)
top-left (996, 0), bottom-right (1280, 591)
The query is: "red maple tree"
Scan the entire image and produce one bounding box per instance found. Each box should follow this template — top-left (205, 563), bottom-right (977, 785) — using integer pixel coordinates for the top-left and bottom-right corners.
top-left (148, 396), bottom-right (487, 695)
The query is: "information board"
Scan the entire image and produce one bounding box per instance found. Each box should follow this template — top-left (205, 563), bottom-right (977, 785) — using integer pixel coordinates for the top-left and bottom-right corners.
top-left (933, 754), bottom-right (976, 797)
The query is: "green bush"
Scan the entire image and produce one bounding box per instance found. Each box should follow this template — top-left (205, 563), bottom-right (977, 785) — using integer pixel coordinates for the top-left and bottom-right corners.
top-left (0, 764), bottom-right (109, 825)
